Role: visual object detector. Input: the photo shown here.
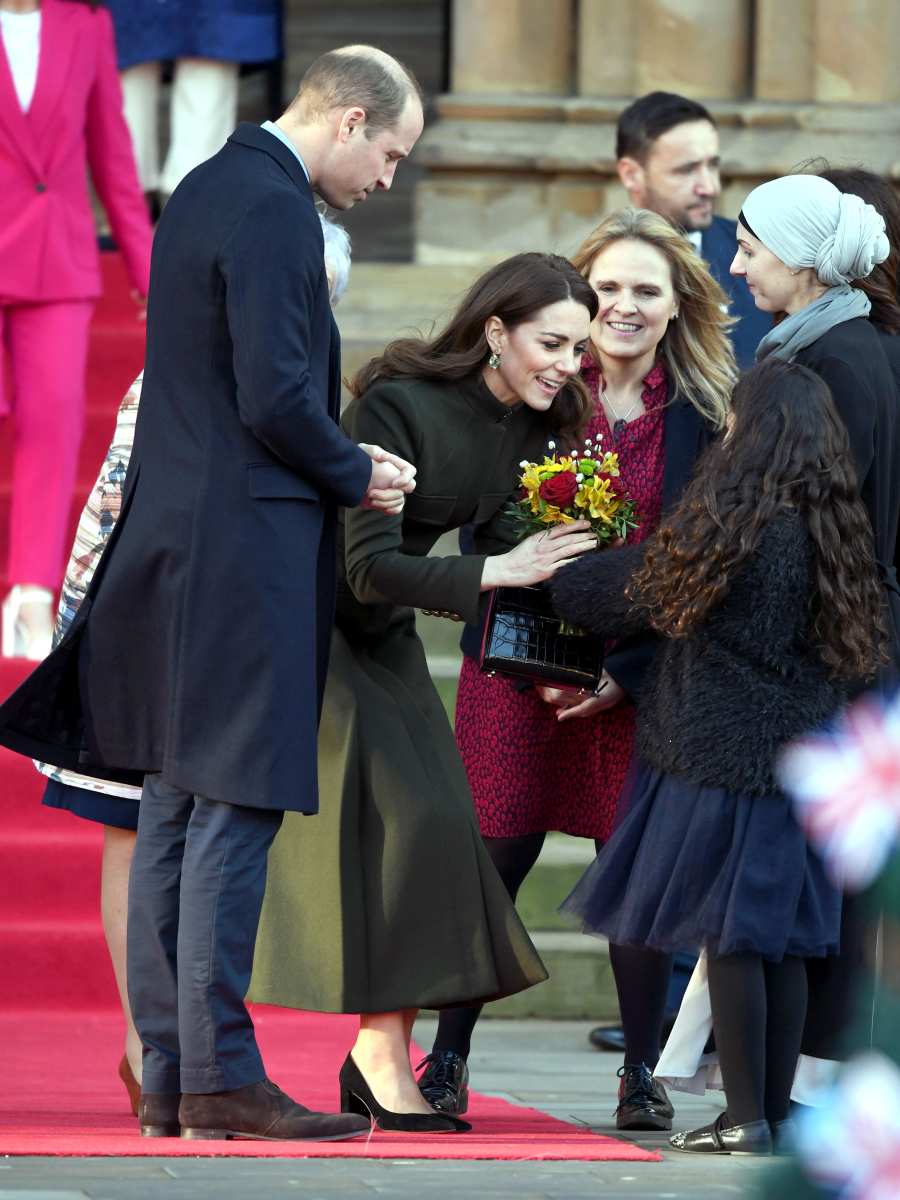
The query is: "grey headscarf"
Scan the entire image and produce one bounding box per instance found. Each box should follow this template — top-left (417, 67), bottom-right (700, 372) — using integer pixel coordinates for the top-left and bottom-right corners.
top-left (740, 175), bottom-right (889, 361)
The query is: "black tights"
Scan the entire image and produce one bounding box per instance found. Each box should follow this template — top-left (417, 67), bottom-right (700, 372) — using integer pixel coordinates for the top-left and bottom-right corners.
top-left (608, 943), bottom-right (673, 1071)
top-left (707, 952), bottom-right (808, 1127)
top-left (432, 833), bottom-right (678, 1072)
top-left (432, 832), bottom-right (546, 1060)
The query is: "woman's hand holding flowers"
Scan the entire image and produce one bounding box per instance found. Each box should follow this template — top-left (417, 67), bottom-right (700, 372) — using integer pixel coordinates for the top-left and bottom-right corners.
top-left (481, 521), bottom-right (598, 590)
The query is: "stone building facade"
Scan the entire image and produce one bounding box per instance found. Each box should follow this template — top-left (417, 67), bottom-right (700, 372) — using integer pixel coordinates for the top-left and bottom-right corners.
top-left (413, 0), bottom-right (900, 264)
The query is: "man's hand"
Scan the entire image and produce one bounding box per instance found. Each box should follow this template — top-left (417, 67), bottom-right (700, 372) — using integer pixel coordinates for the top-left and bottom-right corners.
top-left (359, 444), bottom-right (416, 514)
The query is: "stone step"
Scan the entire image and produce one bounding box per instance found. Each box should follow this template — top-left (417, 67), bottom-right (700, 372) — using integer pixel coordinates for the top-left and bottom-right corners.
top-left (517, 833), bottom-right (596, 933)
top-left (480, 931), bottom-right (618, 1022)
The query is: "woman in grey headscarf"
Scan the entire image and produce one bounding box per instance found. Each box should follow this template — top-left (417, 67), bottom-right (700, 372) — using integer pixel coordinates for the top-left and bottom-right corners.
top-left (731, 174), bottom-right (899, 673)
top-left (729, 174), bottom-right (900, 1092)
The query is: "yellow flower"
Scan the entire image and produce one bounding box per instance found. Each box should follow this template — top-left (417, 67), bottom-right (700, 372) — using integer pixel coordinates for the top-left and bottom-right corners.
top-left (574, 476), bottom-right (620, 521)
top-left (540, 507), bottom-right (577, 525)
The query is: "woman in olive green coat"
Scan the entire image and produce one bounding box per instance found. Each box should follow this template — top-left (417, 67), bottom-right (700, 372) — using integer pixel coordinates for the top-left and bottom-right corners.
top-left (249, 253), bottom-right (600, 1127)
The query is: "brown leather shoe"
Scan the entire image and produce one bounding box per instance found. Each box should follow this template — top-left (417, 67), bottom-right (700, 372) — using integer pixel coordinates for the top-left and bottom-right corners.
top-left (118, 1055), bottom-right (141, 1118)
top-left (139, 1092), bottom-right (181, 1137)
top-left (179, 1079), bottom-right (370, 1141)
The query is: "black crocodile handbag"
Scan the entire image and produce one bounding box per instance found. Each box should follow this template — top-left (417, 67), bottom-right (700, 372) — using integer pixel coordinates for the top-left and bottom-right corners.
top-left (478, 584), bottom-right (604, 693)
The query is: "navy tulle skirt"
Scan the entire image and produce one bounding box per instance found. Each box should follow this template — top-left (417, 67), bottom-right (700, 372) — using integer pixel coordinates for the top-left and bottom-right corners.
top-left (562, 761), bottom-right (841, 961)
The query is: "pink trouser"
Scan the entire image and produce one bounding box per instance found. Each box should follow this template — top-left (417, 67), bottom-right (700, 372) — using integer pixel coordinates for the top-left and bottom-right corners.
top-left (0, 300), bottom-right (95, 589)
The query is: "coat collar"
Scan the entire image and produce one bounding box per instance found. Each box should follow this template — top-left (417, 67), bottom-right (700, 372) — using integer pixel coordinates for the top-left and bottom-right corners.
top-left (459, 371), bottom-right (527, 424)
top-left (228, 122), bottom-right (314, 200)
top-left (0, 0), bottom-right (80, 179)
top-left (27, 0), bottom-right (80, 141)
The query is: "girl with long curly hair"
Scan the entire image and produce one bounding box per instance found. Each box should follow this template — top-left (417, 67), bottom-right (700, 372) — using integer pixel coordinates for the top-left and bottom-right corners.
top-left (551, 356), bottom-right (887, 1157)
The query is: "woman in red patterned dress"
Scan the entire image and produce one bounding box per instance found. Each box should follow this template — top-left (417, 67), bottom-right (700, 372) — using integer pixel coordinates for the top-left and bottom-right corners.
top-left (419, 209), bottom-right (737, 1126)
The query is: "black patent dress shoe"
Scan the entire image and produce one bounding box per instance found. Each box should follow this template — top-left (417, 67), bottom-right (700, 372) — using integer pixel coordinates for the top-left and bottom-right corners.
top-left (615, 1063), bottom-right (674, 1131)
top-left (588, 1025), bottom-right (626, 1053)
top-left (139, 1092), bottom-right (181, 1137)
top-left (416, 1050), bottom-right (470, 1115)
top-left (670, 1111), bottom-right (773, 1155)
top-left (340, 1054), bottom-right (471, 1133)
top-left (589, 1016), bottom-right (676, 1054)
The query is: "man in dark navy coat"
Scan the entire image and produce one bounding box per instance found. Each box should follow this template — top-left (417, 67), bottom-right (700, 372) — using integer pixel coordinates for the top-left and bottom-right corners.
top-left (0, 46), bottom-right (423, 1141)
top-left (615, 91), bottom-right (771, 369)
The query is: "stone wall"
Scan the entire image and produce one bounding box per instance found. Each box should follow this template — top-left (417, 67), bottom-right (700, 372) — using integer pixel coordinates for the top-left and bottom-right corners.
top-left (275, 0), bottom-right (447, 260)
top-left (414, 0), bottom-right (900, 264)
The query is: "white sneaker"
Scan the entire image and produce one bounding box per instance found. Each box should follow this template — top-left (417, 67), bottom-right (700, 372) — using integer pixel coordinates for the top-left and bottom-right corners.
top-left (1, 584), bottom-right (55, 660)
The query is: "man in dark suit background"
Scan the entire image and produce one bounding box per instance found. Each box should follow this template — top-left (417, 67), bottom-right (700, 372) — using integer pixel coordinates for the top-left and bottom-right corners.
top-left (615, 91), bottom-right (770, 370)
top-left (0, 45), bottom-right (423, 1141)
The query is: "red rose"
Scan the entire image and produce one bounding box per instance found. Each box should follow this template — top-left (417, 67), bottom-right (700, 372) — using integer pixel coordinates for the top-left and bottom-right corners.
top-left (538, 470), bottom-right (578, 508)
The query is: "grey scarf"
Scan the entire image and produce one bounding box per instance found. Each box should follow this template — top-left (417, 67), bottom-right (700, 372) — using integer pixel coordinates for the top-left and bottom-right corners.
top-left (755, 285), bottom-right (871, 362)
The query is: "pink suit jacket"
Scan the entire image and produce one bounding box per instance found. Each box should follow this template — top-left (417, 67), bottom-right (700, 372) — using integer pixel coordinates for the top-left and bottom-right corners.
top-left (0, 0), bottom-right (152, 304)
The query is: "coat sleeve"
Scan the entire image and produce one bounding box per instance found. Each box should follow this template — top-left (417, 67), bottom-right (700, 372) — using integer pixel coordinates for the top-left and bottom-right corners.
top-left (549, 543), bottom-right (650, 639)
top-left (342, 382), bottom-right (487, 623)
top-left (84, 7), bottom-right (153, 297)
top-left (221, 192), bottom-right (372, 508)
top-left (811, 355), bottom-right (876, 493)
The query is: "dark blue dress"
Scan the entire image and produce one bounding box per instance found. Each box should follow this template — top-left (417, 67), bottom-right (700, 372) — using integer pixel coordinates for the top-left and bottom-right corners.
top-left (105, 1), bottom-right (282, 70)
top-left (43, 779), bottom-right (139, 830)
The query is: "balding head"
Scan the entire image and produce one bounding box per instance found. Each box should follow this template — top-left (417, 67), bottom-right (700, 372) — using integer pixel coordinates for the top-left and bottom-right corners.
top-left (290, 44), bottom-right (423, 138)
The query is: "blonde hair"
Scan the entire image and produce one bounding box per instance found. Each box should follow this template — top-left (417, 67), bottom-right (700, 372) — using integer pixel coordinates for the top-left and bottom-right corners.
top-left (572, 209), bottom-right (736, 431)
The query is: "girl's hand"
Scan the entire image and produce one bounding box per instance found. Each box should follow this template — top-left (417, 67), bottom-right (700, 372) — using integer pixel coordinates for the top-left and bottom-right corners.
top-left (554, 671), bottom-right (626, 720)
top-left (481, 521), bottom-right (597, 589)
top-left (535, 685), bottom-right (581, 707)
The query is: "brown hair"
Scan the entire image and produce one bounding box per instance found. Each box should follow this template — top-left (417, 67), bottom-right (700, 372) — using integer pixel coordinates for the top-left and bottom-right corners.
top-left (629, 357), bottom-right (887, 680)
top-left (290, 46), bottom-right (422, 138)
top-left (350, 252), bottom-right (599, 441)
top-left (818, 166), bottom-right (900, 336)
top-left (572, 209), bottom-right (736, 431)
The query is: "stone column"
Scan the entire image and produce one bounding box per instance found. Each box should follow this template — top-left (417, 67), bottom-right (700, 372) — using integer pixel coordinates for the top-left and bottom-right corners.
top-left (813, 0), bottom-right (900, 103)
top-left (753, 0), bottom-right (814, 101)
top-left (451, 0), bottom-right (575, 96)
top-left (576, 2), bottom-right (636, 97)
top-left (578, 0), bottom-right (752, 99)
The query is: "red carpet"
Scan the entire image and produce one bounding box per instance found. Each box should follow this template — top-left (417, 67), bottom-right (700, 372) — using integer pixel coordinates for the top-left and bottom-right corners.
top-left (0, 255), bottom-right (659, 1163)
top-left (0, 1010), bottom-right (658, 1160)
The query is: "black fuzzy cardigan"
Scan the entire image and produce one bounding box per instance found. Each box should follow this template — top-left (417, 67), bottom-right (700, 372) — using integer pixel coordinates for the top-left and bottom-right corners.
top-left (550, 513), bottom-right (848, 797)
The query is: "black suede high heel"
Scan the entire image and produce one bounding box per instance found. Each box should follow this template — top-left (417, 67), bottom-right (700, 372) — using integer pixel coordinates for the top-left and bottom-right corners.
top-left (339, 1054), bottom-right (471, 1133)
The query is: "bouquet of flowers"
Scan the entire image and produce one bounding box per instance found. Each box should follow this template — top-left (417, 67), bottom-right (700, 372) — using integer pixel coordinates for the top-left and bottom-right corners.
top-left (479, 437), bottom-right (639, 689)
top-left (508, 435), bottom-right (639, 544)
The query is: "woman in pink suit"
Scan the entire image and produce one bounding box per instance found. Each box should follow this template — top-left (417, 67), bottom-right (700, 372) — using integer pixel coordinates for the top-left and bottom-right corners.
top-left (0, 0), bottom-right (151, 659)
